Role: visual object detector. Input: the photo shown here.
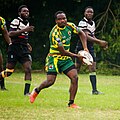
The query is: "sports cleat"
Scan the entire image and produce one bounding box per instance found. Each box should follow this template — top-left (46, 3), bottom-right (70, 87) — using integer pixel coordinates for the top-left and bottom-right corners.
top-left (1, 87), bottom-right (8, 91)
top-left (92, 90), bottom-right (103, 95)
top-left (24, 92), bottom-right (31, 96)
top-left (30, 89), bottom-right (38, 103)
top-left (68, 103), bottom-right (80, 108)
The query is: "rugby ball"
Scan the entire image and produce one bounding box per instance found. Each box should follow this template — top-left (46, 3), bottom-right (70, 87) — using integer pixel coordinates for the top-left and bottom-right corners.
top-left (78, 50), bottom-right (93, 65)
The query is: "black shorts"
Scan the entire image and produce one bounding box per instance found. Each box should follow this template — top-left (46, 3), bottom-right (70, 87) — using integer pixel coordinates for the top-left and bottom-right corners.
top-left (7, 43), bottom-right (32, 64)
top-left (75, 42), bottom-right (96, 64)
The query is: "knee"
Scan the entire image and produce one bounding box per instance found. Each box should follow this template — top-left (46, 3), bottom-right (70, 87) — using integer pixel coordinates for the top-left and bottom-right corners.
top-left (47, 79), bottom-right (55, 86)
top-left (89, 63), bottom-right (96, 72)
top-left (47, 78), bottom-right (55, 86)
top-left (89, 67), bottom-right (96, 72)
top-left (24, 66), bottom-right (31, 74)
top-left (71, 75), bottom-right (78, 84)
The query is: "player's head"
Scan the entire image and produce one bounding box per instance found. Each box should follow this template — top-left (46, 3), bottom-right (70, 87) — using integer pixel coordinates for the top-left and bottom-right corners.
top-left (84, 6), bottom-right (94, 20)
top-left (54, 11), bottom-right (67, 28)
top-left (18, 5), bottom-right (29, 19)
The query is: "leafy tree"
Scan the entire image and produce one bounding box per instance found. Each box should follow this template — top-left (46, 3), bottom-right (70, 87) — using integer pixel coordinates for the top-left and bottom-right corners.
top-left (94, 0), bottom-right (120, 66)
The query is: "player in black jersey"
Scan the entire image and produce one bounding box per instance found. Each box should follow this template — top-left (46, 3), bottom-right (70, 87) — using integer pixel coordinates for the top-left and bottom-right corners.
top-left (0, 5), bottom-right (34, 95)
top-left (75, 6), bottom-right (108, 95)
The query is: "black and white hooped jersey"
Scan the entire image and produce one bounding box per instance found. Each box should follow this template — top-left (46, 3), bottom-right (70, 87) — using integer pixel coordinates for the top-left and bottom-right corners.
top-left (78, 17), bottom-right (95, 37)
top-left (9, 17), bottom-right (29, 44)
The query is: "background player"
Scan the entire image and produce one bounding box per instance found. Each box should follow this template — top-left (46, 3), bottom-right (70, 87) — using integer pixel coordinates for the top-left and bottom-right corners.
top-left (0, 5), bottom-right (34, 95)
top-left (75, 6), bottom-right (108, 95)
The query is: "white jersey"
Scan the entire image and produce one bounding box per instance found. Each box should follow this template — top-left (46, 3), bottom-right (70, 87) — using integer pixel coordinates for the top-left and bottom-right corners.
top-left (78, 17), bottom-right (95, 36)
top-left (9, 17), bottom-right (29, 44)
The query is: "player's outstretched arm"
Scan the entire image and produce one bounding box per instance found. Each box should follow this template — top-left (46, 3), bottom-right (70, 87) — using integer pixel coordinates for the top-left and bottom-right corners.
top-left (85, 31), bottom-right (108, 49)
top-left (57, 44), bottom-right (83, 61)
top-left (57, 44), bottom-right (77, 57)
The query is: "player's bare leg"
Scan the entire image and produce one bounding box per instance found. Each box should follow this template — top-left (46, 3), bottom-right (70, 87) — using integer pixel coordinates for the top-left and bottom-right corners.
top-left (89, 62), bottom-right (103, 95)
top-left (0, 54), bottom-right (7, 90)
top-left (30, 75), bottom-right (56, 103)
top-left (0, 62), bottom-right (15, 90)
top-left (65, 68), bottom-right (80, 108)
top-left (23, 61), bottom-right (32, 95)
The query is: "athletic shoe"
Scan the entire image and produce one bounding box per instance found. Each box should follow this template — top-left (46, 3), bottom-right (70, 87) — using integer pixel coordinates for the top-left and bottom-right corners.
top-left (30, 88), bottom-right (38, 103)
top-left (1, 87), bottom-right (8, 91)
top-left (24, 92), bottom-right (31, 96)
top-left (68, 103), bottom-right (80, 108)
top-left (92, 90), bottom-right (103, 95)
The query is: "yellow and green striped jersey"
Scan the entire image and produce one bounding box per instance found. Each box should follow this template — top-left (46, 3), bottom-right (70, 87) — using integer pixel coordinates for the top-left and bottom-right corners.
top-left (49, 22), bottom-right (81, 54)
top-left (0, 16), bottom-right (6, 30)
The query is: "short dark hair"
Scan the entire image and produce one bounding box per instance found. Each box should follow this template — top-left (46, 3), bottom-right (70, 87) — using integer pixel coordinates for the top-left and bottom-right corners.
top-left (54, 11), bottom-right (65, 19)
top-left (18, 5), bottom-right (28, 12)
top-left (84, 6), bottom-right (93, 12)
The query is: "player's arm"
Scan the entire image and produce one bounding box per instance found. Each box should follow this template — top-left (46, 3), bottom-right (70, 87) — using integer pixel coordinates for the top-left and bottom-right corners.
top-left (53, 35), bottom-right (81, 58)
top-left (9, 26), bottom-right (34, 37)
top-left (78, 30), bottom-right (88, 52)
top-left (68, 22), bottom-right (88, 52)
top-left (2, 26), bottom-right (12, 45)
top-left (84, 31), bottom-right (108, 49)
top-left (57, 44), bottom-right (82, 59)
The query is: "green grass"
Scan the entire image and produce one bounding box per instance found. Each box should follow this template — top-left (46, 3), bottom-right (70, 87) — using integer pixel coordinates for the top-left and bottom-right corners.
top-left (0, 72), bottom-right (120, 120)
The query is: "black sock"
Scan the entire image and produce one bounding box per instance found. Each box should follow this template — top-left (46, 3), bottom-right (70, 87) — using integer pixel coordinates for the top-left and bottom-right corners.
top-left (89, 75), bottom-right (97, 91)
top-left (0, 78), bottom-right (5, 89)
top-left (24, 83), bottom-right (31, 95)
top-left (35, 88), bottom-right (40, 94)
top-left (68, 100), bottom-right (74, 106)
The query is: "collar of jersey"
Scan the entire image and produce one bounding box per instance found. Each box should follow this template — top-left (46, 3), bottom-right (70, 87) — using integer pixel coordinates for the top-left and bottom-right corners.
top-left (84, 17), bottom-right (89, 22)
top-left (56, 25), bottom-right (66, 30)
top-left (84, 17), bottom-right (93, 23)
top-left (18, 17), bottom-right (23, 21)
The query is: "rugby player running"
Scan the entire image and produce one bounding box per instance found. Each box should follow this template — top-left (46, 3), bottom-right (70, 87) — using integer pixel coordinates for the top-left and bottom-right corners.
top-left (30, 11), bottom-right (88, 108)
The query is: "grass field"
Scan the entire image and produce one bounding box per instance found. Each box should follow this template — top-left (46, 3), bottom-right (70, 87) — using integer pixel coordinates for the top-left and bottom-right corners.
top-left (0, 72), bottom-right (120, 120)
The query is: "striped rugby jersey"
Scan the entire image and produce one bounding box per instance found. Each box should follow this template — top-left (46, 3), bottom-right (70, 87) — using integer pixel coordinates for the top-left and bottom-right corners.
top-left (77, 17), bottom-right (96, 47)
top-left (9, 17), bottom-right (29, 44)
top-left (78, 17), bottom-right (95, 37)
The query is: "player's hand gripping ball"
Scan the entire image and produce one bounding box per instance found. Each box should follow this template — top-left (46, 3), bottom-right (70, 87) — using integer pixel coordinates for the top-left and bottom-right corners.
top-left (78, 50), bottom-right (93, 65)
